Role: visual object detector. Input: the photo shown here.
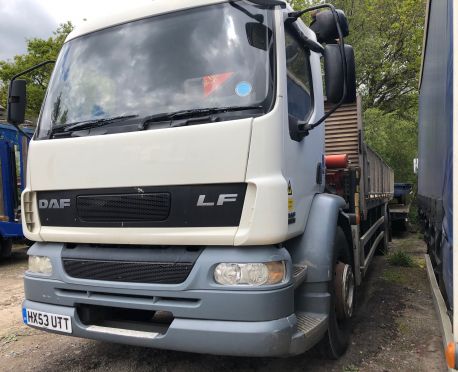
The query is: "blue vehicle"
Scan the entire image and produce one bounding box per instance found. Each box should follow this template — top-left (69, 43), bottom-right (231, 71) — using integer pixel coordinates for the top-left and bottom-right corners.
top-left (418, 0), bottom-right (457, 368)
top-left (389, 183), bottom-right (412, 230)
top-left (0, 122), bottom-right (33, 258)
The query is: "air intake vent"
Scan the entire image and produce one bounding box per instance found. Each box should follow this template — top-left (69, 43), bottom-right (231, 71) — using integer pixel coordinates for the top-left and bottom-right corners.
top-left (77, 193), bottom-right (170, 222)
top-left (63, 259), bottom-right (193, 284)
top-left (23, 191), bottom-right (36, 232)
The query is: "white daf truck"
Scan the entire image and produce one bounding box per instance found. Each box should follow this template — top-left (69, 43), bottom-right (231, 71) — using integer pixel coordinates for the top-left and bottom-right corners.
top-left (8, 0), bottom-right (393, 358)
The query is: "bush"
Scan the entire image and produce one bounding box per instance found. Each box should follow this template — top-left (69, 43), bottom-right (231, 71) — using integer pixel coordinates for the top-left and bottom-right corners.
top-left (388, 251), bottom-right (415, 267)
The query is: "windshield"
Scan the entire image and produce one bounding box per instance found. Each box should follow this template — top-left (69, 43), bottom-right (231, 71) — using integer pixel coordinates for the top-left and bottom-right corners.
top-left (37, 2), bottom-right (276, 139)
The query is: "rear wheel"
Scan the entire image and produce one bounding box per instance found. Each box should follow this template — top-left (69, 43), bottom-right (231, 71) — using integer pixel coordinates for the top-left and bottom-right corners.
top-left (318, 227), bottom-right (355, 359)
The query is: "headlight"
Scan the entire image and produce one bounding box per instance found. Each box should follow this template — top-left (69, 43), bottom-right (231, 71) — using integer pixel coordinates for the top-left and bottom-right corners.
top-left (214, 261), bottom-right (286, 286)
top-left (28, 256), bottom-right (53, 275)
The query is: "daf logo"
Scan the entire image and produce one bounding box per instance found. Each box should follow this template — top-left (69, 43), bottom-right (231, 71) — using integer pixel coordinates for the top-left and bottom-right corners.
top-left (197, 194), bottom-right (238, 207)
top-left (38, 199), bottom-right (71, 209)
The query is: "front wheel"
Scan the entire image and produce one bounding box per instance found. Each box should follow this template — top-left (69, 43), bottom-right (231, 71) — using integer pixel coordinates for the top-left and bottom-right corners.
top-left (318, 227), bottom-right (355, 359)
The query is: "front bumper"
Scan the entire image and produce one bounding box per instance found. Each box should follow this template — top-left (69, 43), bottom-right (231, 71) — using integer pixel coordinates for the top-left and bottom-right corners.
top-left (23, 299), bottom-right (299, 356)
top-left (23, 242), bottom-right (307, 356)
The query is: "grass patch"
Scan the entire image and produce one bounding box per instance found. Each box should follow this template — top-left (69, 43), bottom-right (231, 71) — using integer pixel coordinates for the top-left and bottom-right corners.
top-left (388, 250), bottom-right (415, 267)
top-left (397, 319), bottom-right (410, 335)
top-left (382, 268), bottom-right (408, 284)
top-left (1, 333), bottom-right (18, 345)
top-left (343, 365), bottom-right (359, 372)
top-left (408, 198), bottom-right (419, 229)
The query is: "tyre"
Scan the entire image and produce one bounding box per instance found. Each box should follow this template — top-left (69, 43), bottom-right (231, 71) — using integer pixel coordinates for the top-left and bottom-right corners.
top-left (0, 238), bottom-right (12, 258)
top-left (318, 227), bottom-right (355, 359)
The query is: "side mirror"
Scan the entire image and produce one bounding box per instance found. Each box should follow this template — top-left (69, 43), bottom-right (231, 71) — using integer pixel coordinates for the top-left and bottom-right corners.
top-left (310, 9), bottom-right (349, 44)
top-left (7, 79), bottom-right (27, 125)
top-left (324, 44), bottom-right (356, 104)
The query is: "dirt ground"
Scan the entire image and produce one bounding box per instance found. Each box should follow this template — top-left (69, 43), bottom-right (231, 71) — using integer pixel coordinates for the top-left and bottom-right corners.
top-left (0, 234), bottom-right (447, 372)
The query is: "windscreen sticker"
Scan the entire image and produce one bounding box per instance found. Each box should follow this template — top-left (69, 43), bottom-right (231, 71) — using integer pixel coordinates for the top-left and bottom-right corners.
top-left (203, 72), bottom-right (234, 97)
top-left (235, 81), bottom-right (252, 97)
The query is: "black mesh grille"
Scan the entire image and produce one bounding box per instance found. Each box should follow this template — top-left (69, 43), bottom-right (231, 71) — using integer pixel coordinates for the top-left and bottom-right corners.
top-left (77, 193), bottom-right (170, 222)
top-left (62, 259), bottom-right (193, 284)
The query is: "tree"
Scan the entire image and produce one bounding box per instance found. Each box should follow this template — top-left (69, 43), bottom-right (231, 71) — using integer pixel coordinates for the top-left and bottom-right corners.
top-left (0, 22), bottom-right (73, 122)
top-left (288, 0), bottom-right (425, 112)
top-left (364, 107), bottom-right (417, 183)
top-left (288, 0), bottom-right (424, 183)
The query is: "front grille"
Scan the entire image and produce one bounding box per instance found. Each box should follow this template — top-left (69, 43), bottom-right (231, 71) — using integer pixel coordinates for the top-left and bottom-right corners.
top-left (62, 258), bottom-right (193, 284)
top-left (77, 193), bottom-right (170, 222)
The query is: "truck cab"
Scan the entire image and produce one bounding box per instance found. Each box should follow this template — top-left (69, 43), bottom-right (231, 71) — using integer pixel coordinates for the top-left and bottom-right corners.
top-left (8, 0), bottom-right (391, 358)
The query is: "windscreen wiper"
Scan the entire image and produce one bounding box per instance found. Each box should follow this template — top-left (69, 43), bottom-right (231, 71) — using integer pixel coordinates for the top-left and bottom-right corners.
top-left (50, 115), bottom-right (138, 137)
top-left (139, 105), bottom-right (264, 130)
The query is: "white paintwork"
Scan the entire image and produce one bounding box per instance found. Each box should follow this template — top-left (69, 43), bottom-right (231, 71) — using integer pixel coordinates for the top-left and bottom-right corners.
top-left (234, 10), bottom-right (288, 245)
top-left (282, 14), bottom-right (326, 240)
top-left (66, 0), bottom-right (244, 41)
top-left (235, 9), bottom-right (325, 245)
top-left (39, 226), bottom-right (238, 246)
top-left (23, 3), bottom-right (326, 247)
top-left (28, 119), bottom-right (252, 190)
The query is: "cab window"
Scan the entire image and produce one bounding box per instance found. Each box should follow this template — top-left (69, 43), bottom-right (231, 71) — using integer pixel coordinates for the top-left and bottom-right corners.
top-left (285, 29), bottom-right (314, 121)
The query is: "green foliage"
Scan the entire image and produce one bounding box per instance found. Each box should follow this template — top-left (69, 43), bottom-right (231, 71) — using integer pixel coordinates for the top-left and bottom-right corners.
top-left (288, 0), bottom-right (424, 185)
top-left (387, 250), bottom-right (415, 267)
top-left (335, 0), bottom-right (425, 113)
top-left (364, 107), bottom-right (417, 183)
top-left (289, 0), bottom-right (425, 113)
top-left (0, 22), bottom-right (73, 122)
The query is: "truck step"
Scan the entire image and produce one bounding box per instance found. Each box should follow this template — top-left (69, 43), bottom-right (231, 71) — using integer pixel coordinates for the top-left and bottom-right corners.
top-left (296, 312), bottom-right (325, 334)
top-left (292, 264), bottom-right (307, 288)
top-left (289, 312), bottom-right (328, 354)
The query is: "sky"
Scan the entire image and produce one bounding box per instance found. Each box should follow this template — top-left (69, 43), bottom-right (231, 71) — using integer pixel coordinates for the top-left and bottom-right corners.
top-left (0, 0), bottom-right (154, 61)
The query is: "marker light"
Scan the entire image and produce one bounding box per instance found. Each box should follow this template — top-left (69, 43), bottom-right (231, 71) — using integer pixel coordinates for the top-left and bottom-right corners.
top-left (214, 261), bottom-right (286, 286)
top-left (446, 342), bottom-right (456, 369)
top-left (28, 256), bottom-right (53, 276)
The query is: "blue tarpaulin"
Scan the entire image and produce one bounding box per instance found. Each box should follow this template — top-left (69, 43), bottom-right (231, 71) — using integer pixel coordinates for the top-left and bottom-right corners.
top-left (418, 0), bottom-right (453, 304)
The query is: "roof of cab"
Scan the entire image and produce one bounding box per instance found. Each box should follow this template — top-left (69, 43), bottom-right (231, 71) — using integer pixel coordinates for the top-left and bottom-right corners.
top-left (66, 0), bottom-right (229, 42)
top-left (66, 0), bottom-right (288, 42)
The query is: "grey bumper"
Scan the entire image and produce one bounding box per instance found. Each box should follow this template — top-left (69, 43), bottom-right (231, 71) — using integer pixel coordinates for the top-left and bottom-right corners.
top-left (23, 242), bottom-right (307, 356)
top-left (23, 299), bottom-right (300, 356)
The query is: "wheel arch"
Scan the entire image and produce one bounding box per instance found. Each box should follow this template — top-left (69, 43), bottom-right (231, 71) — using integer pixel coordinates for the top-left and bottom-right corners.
top-left (288, 193), bottom-right (347, 283)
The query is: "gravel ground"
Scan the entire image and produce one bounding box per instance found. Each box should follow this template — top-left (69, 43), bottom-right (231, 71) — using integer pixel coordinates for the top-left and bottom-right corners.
top-left (0, 234), bottom-right (447, 371)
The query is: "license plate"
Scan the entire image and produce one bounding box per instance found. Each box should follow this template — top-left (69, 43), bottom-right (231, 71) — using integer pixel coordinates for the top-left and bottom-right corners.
top-left (23, 308), bottom-right (72, 334)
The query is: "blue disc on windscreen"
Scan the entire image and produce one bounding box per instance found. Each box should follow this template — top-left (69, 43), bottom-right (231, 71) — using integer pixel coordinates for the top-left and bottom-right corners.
top-left (235, 82), bottom-right (252, 97)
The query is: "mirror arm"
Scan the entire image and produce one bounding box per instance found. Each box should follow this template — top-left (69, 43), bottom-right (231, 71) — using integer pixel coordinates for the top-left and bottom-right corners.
top-left (303, 37), bottom-right (324, 54)
top-left (297, 100), bottom-right (342, 135)
top-left (10, 60), bottom-right (55, 83)
top-left (286, 4), bottom-right (348, 138)
top-left (8, 60), bottom-right (55, 140)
